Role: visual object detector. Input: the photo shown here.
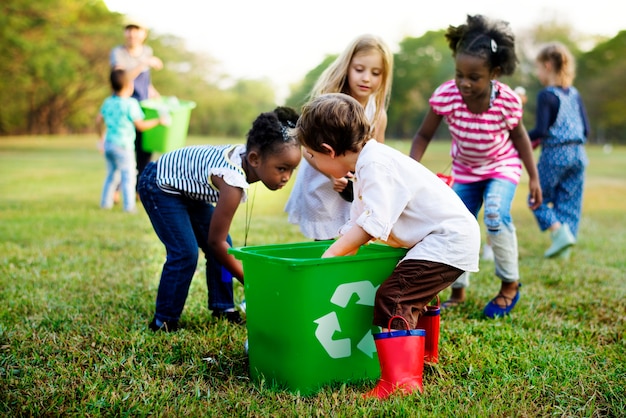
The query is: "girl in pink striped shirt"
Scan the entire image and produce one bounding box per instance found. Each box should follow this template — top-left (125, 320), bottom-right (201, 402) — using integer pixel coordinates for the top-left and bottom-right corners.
top-left (410, 14), bottom-right (542, 318)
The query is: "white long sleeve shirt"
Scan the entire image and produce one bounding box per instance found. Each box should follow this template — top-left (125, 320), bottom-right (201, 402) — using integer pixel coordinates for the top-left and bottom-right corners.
top-left (340, 140), bottom-right (480, 272)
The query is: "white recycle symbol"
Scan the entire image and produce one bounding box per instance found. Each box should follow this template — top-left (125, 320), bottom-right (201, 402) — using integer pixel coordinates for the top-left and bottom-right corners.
top-left (313, 281), bottom-right (379, 359)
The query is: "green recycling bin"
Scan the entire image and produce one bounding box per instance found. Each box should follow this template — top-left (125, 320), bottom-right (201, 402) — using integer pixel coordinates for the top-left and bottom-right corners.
top-left (229, 240), bottom-right (407, 395)
top-left (140, 97), bottom-right (196, 153)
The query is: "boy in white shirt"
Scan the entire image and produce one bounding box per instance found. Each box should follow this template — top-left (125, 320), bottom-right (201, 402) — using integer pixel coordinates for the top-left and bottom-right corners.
top-left (294, 93), bottom-right (480, 398)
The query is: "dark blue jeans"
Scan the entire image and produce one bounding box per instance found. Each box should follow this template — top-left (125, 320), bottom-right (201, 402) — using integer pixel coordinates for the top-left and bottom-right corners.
top-left (138, 162), bottom-right (234, 323)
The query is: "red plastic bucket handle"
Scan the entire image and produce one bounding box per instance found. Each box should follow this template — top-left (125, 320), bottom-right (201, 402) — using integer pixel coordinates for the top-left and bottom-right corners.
top-left (387, 315), bottom-right (410, 331)
top-left (436, 173), bottom-right (454, 187)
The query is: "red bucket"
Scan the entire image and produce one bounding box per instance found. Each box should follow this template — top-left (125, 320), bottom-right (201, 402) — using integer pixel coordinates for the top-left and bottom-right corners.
top-left (436, 173), bottom-right (454, 187)
top-left (416, 296), bottom-right (440, 364)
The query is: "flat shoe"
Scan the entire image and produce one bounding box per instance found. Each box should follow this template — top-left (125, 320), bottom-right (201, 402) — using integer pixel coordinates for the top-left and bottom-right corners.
top-left (483, 283), bottom-right (522, 319)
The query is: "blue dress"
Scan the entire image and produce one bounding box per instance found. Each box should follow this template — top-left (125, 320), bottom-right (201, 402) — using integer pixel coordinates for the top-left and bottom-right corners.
top-left (530, 86), bottom-right (589, 236)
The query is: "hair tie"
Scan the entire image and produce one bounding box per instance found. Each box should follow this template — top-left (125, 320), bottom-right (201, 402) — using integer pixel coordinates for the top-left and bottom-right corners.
top-left (490, 39), bottom-right (498, 53)
top-left (280, 124), bottom-right (293, 142)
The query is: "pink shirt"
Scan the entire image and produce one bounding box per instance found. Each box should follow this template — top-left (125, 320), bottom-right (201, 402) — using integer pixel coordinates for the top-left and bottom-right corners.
top-left (430, 80), bottom-right (523, 184)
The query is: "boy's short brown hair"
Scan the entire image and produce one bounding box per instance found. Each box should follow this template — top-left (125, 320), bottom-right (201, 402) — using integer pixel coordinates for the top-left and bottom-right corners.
top-left (295, 93), bottom-right (371, 156)
top-left (109, 69), bottom-right (130, 93)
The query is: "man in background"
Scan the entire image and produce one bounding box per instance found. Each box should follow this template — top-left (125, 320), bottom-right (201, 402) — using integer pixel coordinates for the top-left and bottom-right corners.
top-left (110, 18), bottom-right (163, 189)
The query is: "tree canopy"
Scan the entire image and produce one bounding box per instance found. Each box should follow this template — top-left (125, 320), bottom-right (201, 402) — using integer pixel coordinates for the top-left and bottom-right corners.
top-left (1, 0), bottom-right (625, 143)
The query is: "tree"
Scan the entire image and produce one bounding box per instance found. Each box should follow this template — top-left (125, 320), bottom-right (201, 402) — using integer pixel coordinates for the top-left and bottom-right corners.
top-left (284, 55), bottom-right (337, 111)
top-left (577, 31), bottom-right (626, 142)
top-left (0, 0), bottom-right (279, 138)
top-left (2, 3), bottom-right (624, 142)
top-left (0, 0), bottom-right (119, 134)
top-left (387, 30), bottom-right (454, 139)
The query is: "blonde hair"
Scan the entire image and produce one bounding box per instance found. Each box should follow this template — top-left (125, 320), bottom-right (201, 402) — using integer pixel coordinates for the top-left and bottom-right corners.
top-left (536, 42), bottom-right (576, 87)
top-left (309, 34), bottom-right (393, 135)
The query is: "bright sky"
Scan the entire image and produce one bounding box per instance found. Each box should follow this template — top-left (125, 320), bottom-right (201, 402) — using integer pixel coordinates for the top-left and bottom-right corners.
top-left (104, 0), bottom-right (623, 102)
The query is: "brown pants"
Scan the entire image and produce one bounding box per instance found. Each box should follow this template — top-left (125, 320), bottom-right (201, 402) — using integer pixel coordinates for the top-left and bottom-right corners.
top-left (373, 259), bottom-right (464, 329)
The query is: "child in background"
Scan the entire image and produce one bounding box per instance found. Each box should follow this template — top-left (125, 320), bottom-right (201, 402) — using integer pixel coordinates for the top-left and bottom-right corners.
top-left (528, 42), bottom-right (589, 258)
top-left (295, 93), bottom-right (480, 397)
top-left (138, 107), bottom-right (301, 332)
top-left (285, 34), bottom-right (393, 240)
top-left (410, 15), bottom-right (542, 318)
top-left (96, 69), bottom-right (167, 213)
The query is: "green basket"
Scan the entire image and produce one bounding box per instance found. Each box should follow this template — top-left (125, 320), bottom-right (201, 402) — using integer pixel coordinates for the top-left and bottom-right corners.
top-left (140, 98), bottom-right (196, 153)
top-left (229, 240), bottom-right (407, 395)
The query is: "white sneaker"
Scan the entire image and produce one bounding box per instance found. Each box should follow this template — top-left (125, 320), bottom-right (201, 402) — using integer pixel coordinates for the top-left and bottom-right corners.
top-left (239, 300), bottom-right (246, 314)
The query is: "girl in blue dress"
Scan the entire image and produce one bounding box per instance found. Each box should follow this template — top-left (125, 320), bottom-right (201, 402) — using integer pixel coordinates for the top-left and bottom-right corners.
top-left (528, 42), bottom-right (589, 259)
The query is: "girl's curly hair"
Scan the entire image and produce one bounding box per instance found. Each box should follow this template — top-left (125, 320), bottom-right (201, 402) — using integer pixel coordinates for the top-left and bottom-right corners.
top-left (445, 14), bottom-right (518, 75)
top-left (246, 106), bottom-right (299, 157)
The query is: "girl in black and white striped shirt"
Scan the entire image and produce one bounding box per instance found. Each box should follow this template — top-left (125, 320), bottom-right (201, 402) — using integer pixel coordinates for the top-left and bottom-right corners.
top-left (138, 107), bottom-right (301, 332)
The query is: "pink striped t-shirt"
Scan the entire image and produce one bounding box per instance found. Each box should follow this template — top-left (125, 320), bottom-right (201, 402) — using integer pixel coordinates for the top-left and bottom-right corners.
top-left (430, 79), bottom-right (523, 185)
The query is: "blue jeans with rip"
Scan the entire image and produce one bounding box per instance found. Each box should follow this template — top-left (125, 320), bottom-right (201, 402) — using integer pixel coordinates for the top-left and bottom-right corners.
top-left (137, 162), bottom-right (235, 323)
top-left (451, 178), bottom-right (520, 288)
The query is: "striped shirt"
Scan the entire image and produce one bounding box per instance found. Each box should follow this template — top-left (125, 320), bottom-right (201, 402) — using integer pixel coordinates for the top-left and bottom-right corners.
top-left (430, 80), bottom-right (523, 185)
top-left (155, 144), bottom-right (249, 202)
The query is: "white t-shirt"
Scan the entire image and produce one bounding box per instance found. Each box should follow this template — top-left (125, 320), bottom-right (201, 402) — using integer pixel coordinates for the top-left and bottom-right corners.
top-left (340, 139), bottom-right (480, 272)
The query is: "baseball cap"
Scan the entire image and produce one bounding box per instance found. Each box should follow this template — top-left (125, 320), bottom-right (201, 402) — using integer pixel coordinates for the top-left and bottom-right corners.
top-left (124, 17), bottom-right (146, 30)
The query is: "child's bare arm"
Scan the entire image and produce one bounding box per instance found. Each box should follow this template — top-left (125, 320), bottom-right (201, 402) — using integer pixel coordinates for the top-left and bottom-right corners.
top-left (322, 225), bottom-right (372, 258)
top-left (208, 176), bottom-right (245, 282)
top-left (134, 115), bottom-right (169, 132)
top-left (410, 109), bottom-right (442, 162)
top-left (510, 124), bottom-right (543, 209)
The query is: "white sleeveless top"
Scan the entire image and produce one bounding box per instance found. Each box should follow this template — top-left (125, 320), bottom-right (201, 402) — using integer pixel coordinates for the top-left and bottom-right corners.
top-left (284, 96), bottom-right (377, 239)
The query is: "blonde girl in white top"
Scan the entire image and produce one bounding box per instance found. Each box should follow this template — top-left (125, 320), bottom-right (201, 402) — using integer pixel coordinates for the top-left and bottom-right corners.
top-left (285, 34), bottom-right (393, 240)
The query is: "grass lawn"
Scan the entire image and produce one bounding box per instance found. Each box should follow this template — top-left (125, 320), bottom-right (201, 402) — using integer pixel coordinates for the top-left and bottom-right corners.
top-left (1, 135), bottom-right (624, 416)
